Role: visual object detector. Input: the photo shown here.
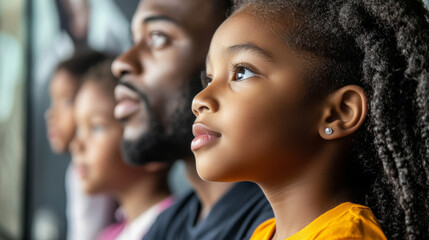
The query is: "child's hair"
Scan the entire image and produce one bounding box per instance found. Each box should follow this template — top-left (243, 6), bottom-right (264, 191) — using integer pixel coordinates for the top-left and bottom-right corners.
top-left (55, 50), bottom-right (109, 84)
top-left (233, 0), bottom-right (429, 239)
top-left (81, 58), bottom-right (116, 92)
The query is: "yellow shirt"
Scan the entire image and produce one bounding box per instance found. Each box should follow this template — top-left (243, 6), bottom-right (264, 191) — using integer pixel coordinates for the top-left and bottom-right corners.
top-left (250, 202), bottom-right (387, 240)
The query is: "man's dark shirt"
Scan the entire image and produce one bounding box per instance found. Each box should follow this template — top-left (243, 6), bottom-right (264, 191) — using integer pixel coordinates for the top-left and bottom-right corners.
top-left (143, 181), bottom-right (273, 240)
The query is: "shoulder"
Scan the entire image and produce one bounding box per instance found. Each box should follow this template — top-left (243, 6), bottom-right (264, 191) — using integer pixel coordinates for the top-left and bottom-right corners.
top-left (96, 221), bottom-right (126, 240)
top-left (154, 190), bottom-right (197, 221)
top-left (219, 182), bottom-right (274, 239)
top-left (313, 203), bottom-right (387, 240)
top-left (142, 190), bottom-right (197, 240)
top-left (249, 218), bottom-right (276, 240)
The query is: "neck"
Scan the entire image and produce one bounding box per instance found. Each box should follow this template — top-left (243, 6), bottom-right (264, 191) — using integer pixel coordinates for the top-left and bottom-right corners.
top-left (115, 176), bottom-right (170, 222)
top-left (183, 157), bottom-right (235, 221)
top-left (259, 147), bottom-right (352, 240)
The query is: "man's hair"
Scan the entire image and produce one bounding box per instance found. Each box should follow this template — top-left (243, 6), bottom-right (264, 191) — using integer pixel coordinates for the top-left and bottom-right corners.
top-left (234, 0), bottom-right (429, 239)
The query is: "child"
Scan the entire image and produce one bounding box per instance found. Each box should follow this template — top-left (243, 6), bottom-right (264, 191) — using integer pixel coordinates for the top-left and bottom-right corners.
top-left (69, 59), bottom-right (173, 240)
top-left (45, 51), bottom-right (117, 240)
top-left (46, 51), bottom-right (106, 153)
top-left (191, 0), bottom-right (429, 239)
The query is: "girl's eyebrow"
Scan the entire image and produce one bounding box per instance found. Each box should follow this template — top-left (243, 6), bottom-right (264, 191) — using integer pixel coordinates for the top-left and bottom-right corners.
top-left (227, 43), bottom-right (275, 62)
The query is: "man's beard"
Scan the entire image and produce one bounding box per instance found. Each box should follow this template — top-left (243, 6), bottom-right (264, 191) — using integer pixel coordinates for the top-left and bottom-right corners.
top-left (121, 74), bottom-right (202, 165)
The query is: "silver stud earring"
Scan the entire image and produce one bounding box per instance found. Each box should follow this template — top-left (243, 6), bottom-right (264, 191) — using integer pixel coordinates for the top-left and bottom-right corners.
top-left (324, 127), bottom-right (333, 135)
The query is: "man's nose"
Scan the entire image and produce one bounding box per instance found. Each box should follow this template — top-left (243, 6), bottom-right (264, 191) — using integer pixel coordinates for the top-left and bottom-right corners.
top-left (111, 44), bottom-right (143, 78)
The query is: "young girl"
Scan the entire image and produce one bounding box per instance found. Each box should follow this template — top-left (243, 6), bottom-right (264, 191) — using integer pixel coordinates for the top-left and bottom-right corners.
top-left (46, 51), bottom-right (106, 153)
top-left (45, 51), bottom-right (118, 240)
top-left (69, 59), bottom-right (173, 240)
top-left (191, 0), bottom-right (429, 239)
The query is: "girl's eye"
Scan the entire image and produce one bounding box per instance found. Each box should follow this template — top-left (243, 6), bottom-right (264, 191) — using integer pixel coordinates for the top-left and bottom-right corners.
top-left (150, 32), bottom-right (168, 49)
top-left (200, 70), bottom-right (212, 88)
top-left (234, 66), bottom-right (256, 81)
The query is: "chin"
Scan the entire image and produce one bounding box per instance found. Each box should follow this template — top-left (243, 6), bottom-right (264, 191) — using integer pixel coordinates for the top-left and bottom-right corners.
top-left (50, 142), bottom-right (66, 154)
top-left (82, 184), bottom-right (101, 195)
top-left (123, 125), bottom-right (147, 141)
top-left (195, 156), bottom-right (237, 183)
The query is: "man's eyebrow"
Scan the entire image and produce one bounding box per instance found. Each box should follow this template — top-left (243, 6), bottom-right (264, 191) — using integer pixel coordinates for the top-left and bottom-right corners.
top-left (143, 15), bottom-right (180, 26)
top-left (227, 43), bottom-right (275, 62)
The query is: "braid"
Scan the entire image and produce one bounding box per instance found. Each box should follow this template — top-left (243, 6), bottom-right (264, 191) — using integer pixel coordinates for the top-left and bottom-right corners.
top-left (340, 2), bottom-right (429, 238)
top-left (361, 0), bottom-right (429, 187)
top-left (233, 0), bottom-right (429, 239)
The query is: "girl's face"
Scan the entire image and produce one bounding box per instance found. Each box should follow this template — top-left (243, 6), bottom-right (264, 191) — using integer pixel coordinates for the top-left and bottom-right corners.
top-left (70, 81), bottom-right (142, 194)
top-left (46, 69), bottom-right (79, 153)
top-left (191, 10), bottom-right (322, 183)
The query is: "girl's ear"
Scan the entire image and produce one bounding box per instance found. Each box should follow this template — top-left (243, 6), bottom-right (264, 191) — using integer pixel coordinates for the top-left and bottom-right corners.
top-left (318, 85), bottom-right (367, 140)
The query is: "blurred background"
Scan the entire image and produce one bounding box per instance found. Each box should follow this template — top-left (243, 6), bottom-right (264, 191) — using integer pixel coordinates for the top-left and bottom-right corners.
top-left (0, 0), bottom-right (191, 239)
top-left (1, 0), bottom-right (429, 239)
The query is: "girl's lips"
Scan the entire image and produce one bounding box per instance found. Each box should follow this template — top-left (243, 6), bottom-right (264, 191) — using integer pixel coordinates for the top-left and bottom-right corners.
top-left (191, 123), bottom-right (221, 151)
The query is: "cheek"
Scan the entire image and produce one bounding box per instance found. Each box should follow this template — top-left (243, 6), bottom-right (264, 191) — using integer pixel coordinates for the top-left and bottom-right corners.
top-left (227, 104), bottom-right (291, 174)
top-left (90, 133), bottom-right (123, 167)
top-left (85, 139), bottom-right (123, 192)
top-left (57, 108), bottom-right (76, 142)
top-left (198, 94), bottom-right (302, 182)
top-left (145, 60), bottom-right (191, 116)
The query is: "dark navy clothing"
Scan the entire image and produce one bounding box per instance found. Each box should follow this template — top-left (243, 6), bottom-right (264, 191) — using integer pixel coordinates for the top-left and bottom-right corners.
top-left (143, 182), bottom-right (273, 240)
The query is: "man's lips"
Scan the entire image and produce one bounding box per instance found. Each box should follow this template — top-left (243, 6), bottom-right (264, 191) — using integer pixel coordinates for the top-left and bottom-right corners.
top-left (114, 84), bottom-right (141, 120)
top-left (191, 123), bottom-right (221, 151)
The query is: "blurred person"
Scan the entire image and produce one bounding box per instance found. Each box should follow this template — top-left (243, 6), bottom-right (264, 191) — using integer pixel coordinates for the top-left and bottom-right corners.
top-left (34, 0), bottom-right (132, 101)
top-left (45, 51), bottom-right (116, 240)
top-left (111, 0), bottom-right (274, 239)
top-left (70, 59), bottom-right (173, 240)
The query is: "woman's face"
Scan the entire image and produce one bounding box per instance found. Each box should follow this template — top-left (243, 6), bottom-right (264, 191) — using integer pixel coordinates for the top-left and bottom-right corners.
top-left (70, 81), bottom-right (142, 194)
top-left (46, 69), bottom-right (79, 153)
top-left (191, 10), bottom-right (322, 183)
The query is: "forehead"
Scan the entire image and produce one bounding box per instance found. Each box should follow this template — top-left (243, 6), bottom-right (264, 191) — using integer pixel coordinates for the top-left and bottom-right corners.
top-left (51, 70), bottom-right (78, 91)
top-left (75, 82), bottom-right (115, 114)
top-left (209, 11), bottom-right (286, 61)
top-left (133, 0), bottom-right (215, 32)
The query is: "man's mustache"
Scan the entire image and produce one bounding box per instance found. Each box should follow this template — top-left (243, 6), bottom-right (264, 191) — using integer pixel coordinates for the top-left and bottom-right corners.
top-left (117, 80), bottom-right (152, 112)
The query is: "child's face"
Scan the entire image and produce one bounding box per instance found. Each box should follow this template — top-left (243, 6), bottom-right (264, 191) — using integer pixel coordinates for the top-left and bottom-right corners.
top-left (46, 69), bottom-right (79, 153)
top-left (70, 81), bottom-right (138, 194)
top-left (191, 10), bottom-right (321, 183)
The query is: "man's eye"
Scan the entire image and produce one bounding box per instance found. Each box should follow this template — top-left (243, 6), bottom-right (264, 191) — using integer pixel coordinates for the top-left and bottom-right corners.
top-left (234, 67), bottom-right (256, 81)
top-left (150, 32), bottom-right (168, 48)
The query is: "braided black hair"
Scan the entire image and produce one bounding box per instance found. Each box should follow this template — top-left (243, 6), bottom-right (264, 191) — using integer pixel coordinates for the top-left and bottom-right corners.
top-left (233, 0), bottom-right (429, 239)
